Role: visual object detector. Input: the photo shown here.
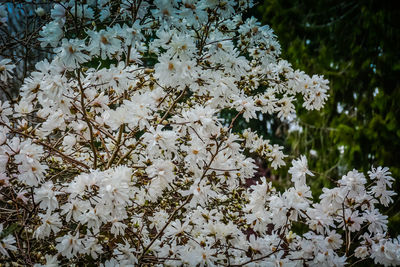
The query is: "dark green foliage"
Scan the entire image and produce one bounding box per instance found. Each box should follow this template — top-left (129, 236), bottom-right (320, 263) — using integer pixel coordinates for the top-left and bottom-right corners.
top-left (257, 0), bottom-right (400, 235)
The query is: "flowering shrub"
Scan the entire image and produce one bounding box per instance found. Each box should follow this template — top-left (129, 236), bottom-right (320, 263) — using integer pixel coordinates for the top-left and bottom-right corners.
top-left (0, 0), bottom-right (399, 266)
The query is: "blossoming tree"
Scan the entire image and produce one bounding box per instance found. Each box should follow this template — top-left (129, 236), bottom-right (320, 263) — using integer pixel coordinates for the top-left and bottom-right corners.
top-left (0, 0), bottom-right (399, 266)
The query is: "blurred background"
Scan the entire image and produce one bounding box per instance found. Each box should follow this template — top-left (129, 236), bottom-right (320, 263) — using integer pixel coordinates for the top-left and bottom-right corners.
top-left (253, 0), bottom-right (400, 236)
top-left (0, 1), bottom-right (52, 100)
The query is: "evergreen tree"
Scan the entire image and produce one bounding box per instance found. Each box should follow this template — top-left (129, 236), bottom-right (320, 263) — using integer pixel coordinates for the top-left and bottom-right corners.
top-left (258, 0), bottom-right (400, 234)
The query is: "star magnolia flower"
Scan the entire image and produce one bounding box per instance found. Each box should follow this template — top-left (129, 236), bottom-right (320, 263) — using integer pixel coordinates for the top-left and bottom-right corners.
top-left (55, 38), bottom-right (91, 69)
top-left (38, 21), bottom-right (63, 47)
top-left (55, 232), bottom-right (83, 259)
top-left (289, 155), bottom-right (314, 187)
top-left (0, 58), bottom-right (15, 82)
top-left (87, 28), bottom-right (121, 60)
top-left (34, 181), bottom-right (62, 212)
top-left (33, 254), bottom-right (59, 267)
top-left (0, 224), bottom-right (17, 257)
top-left (34, 213), bottom-right (63, 239)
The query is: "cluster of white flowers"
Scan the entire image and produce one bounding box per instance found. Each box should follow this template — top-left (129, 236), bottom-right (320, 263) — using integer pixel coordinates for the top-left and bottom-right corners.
top-left (0, 58), bottom-right (15, 83)
top-left (0, 0), bottom-right (398, 266)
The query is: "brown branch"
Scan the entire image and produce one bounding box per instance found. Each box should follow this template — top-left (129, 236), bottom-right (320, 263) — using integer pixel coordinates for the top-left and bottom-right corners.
top-left (138, 195), bottom-right (193, 263)
top-left (159, 87), bottom-right (186, 125)
top-left (76, 69), bottom-right (98, 169)
top-left (1, 122), bottom-right (90, 170)
top-left (106, 124), bottom-right (124, 169)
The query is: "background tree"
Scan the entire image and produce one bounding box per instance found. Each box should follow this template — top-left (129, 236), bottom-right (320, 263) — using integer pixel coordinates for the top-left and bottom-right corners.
top-left (0, 1), bottom-right (52, 101)
top-left (257, 0), bottom-right (400, 235)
